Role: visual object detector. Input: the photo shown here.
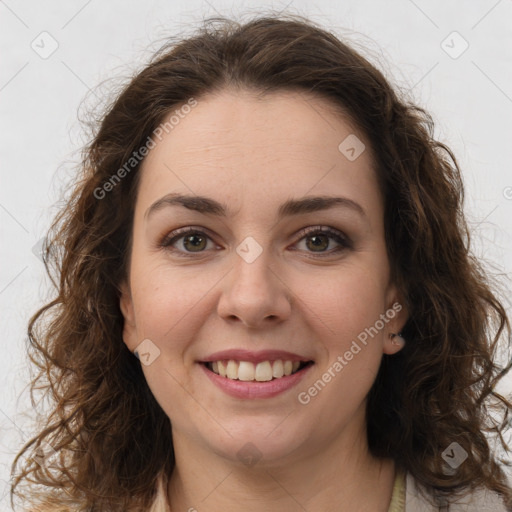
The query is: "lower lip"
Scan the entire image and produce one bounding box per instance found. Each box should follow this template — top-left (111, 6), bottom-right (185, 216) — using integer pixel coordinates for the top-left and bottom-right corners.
top-left (199, 363), bottom-right (313, 399)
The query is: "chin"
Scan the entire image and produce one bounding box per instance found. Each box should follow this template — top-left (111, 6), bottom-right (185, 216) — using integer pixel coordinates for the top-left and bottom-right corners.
top-left (203, 421), bottom-right (313, 468)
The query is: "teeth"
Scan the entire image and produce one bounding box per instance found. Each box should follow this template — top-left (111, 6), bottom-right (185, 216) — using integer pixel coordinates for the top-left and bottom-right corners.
top-left (208, 359), bottom-right (307, 381)
top-left (226, 360), bottom-right (238, 379)
top-left (254, 361), bottom-right (272, 381)
top-left (217, 360), bottom-right (227, 377)
top-left (238, 361), bottom-right (255, 381)
top-left (272, 360), bottom-right (284, 378)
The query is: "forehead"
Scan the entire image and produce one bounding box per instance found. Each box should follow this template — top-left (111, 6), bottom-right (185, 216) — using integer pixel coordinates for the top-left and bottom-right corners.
top-left (135, 88), bottom-right (381, 221)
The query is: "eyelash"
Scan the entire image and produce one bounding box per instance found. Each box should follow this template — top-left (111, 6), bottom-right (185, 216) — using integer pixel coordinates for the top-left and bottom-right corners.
top-left (159, 225), bottom-right (352, 258)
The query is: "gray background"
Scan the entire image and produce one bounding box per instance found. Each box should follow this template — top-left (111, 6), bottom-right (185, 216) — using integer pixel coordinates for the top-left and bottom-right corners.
top-left (1, 0), bottom-right (511, 506)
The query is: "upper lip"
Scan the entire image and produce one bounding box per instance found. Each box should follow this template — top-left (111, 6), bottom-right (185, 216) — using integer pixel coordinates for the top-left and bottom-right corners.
top-left (199, 349), bottom-right (314, 364)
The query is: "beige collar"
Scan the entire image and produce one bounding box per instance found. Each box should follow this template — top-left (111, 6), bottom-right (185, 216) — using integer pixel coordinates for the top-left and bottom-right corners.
top-left (404, 471), bottom-right (509, 511)
top-left (149, 469), bottom-right (509, 512)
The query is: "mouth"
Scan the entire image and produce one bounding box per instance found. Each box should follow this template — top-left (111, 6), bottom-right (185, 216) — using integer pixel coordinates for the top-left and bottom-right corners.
top-left (201, 359), bottom-right (315, 382)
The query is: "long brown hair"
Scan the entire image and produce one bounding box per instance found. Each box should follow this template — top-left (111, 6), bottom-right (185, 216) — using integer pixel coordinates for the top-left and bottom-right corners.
top-left (11, 12), bottom-right (512, 511)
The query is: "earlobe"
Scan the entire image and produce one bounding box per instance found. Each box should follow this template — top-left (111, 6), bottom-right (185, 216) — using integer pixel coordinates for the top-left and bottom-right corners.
top-left (383, 287), bottom-right (408, 355)
top-left (383, 332), bottom-right (406, 355)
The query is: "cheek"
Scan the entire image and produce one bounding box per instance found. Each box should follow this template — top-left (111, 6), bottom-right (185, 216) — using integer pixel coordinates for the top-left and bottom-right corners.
top-left (294, 264), bottom-right (389, 344)
top-left (129, 257), bottom-right (213, 338)
top-left (128, 262), bottom-right (214, 419)
top-left (294, 273), bottom-right (388, 415)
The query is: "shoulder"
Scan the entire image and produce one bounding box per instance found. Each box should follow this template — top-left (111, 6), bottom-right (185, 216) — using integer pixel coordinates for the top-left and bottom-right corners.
top-left (405, 471), bottom-right (510, 511)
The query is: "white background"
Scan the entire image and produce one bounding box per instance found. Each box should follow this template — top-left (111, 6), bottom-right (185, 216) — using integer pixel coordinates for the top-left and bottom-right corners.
top-left (1, 0), bottom-right (512, 506)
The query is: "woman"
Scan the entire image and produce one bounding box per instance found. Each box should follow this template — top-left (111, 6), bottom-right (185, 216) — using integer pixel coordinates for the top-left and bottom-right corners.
top-left (11, 13), bottom-right (512, 512)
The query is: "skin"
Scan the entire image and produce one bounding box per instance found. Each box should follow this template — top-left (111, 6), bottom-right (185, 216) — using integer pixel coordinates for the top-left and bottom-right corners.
top-left (119, 88), bottom-right (408, 512)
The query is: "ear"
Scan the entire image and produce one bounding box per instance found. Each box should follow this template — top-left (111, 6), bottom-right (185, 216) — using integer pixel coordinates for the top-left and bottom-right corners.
top-left (382, 285), bottom-right (408, 356)
top-left (119, 280), bottom-right (138, 352)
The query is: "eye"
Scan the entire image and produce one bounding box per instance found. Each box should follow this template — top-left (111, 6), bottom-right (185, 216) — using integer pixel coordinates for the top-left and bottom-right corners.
top-left (159, 225), bottom-right (351, 257)
top-left (159, 227), bottom-right (217, 256)
top-left (292, 226), bottom-right (351, 256)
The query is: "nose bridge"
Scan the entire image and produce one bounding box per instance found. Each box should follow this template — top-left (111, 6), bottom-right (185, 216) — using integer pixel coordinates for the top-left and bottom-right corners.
top-left (217, 234), bottom-right (292, 326)
top-left (235, 237), bottom-right (273, 291)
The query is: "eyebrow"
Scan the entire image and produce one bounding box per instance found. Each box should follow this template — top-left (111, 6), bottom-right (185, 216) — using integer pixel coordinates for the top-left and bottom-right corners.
top-left (144, 192), bottom-right (366, 221)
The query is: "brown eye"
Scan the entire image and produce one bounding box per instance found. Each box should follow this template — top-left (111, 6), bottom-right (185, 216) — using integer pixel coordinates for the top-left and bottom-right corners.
top-left (294, 226), bottom-right (351, 256)
top-left (181, 233), bottom-right (208, 252)
top-left (160, 228), bottom-right (215, 256)
top-left (160, 225), bottom-right (351, 258)
top-left (305, 233), bottom-right (330, 252)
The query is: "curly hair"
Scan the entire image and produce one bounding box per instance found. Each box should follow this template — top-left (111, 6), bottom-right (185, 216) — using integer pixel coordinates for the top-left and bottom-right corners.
top-left (10, 12), bottom-right (512, 511)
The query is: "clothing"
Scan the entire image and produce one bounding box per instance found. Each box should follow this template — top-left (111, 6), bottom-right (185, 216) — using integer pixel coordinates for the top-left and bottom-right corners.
top-left (403, 470), bottom-right (509, 511)
top-left (27, 467), bottom-right (509, 511)
top-left (149, 468), bottom-right (509, 512)
top-left (388, 467), bottom-right (406, 511)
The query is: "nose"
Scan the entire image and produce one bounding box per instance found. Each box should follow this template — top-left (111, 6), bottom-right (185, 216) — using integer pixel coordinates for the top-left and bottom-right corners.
top-left (216, 247), bottom-right (293, 329)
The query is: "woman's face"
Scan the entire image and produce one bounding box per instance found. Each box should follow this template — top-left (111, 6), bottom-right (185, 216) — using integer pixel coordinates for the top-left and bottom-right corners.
top-left (120, 89), bottom-right (406, 466)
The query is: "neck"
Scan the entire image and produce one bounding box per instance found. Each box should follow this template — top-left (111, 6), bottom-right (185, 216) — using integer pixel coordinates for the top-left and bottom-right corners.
top-left (167, 421), bottom-right (396, 512)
